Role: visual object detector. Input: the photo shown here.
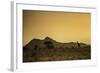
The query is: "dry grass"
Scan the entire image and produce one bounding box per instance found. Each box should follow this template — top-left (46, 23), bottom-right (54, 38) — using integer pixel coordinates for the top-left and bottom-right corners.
top-left (23, 47), bottom-right (91, 62)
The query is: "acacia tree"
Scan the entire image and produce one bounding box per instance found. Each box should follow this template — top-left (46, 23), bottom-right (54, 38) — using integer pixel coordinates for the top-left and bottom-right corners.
top-left (44, 41), bottom-right (54, 49)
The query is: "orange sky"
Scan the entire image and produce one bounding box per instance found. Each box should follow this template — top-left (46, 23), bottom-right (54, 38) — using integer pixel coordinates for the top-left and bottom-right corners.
top-left (23, 10), bottom-right (91, 46)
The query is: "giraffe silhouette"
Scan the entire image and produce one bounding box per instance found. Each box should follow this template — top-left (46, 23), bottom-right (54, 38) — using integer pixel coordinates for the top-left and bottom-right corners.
top-left (77, 41), bottom-right (80, 48)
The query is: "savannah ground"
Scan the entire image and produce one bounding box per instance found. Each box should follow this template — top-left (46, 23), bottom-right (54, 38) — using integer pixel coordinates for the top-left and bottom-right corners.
top-left (23, 46), bottom-right (91, 62)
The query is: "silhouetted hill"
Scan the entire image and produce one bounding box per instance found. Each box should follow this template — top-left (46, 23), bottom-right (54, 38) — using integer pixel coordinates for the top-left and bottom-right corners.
top-left (24, 37), bottom-right (89, 50)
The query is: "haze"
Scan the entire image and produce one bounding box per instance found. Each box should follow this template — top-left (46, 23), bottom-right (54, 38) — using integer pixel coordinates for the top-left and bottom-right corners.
top-left (23, 10), bottom-right (91, 46)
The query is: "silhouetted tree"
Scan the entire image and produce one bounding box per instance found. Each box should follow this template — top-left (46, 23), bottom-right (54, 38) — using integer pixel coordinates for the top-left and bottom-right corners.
top-left (44, 41), bottom-right (54, 48)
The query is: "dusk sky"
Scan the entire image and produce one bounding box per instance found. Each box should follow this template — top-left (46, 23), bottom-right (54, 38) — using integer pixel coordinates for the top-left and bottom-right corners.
top-left (23, 10), bottom-right (91, 46)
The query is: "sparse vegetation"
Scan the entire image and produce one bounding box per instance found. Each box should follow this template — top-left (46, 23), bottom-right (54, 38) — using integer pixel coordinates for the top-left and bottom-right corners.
top-left (23, 37), bottom-right (91, 62)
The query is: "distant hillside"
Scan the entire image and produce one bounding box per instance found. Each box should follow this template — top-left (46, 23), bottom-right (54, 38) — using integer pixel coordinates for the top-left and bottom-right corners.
top-left (23, 37), bottom-right (90, 62)
top-left (24, 36), bottom-right (89, 50)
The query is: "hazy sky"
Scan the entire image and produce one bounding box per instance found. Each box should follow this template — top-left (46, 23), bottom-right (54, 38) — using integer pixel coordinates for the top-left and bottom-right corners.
top-left (23, 10), bottom-right (91, 46)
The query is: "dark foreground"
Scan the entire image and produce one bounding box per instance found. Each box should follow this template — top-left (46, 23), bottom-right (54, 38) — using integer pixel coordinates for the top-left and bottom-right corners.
top-left (23, 46), bottom-right (91, 62)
